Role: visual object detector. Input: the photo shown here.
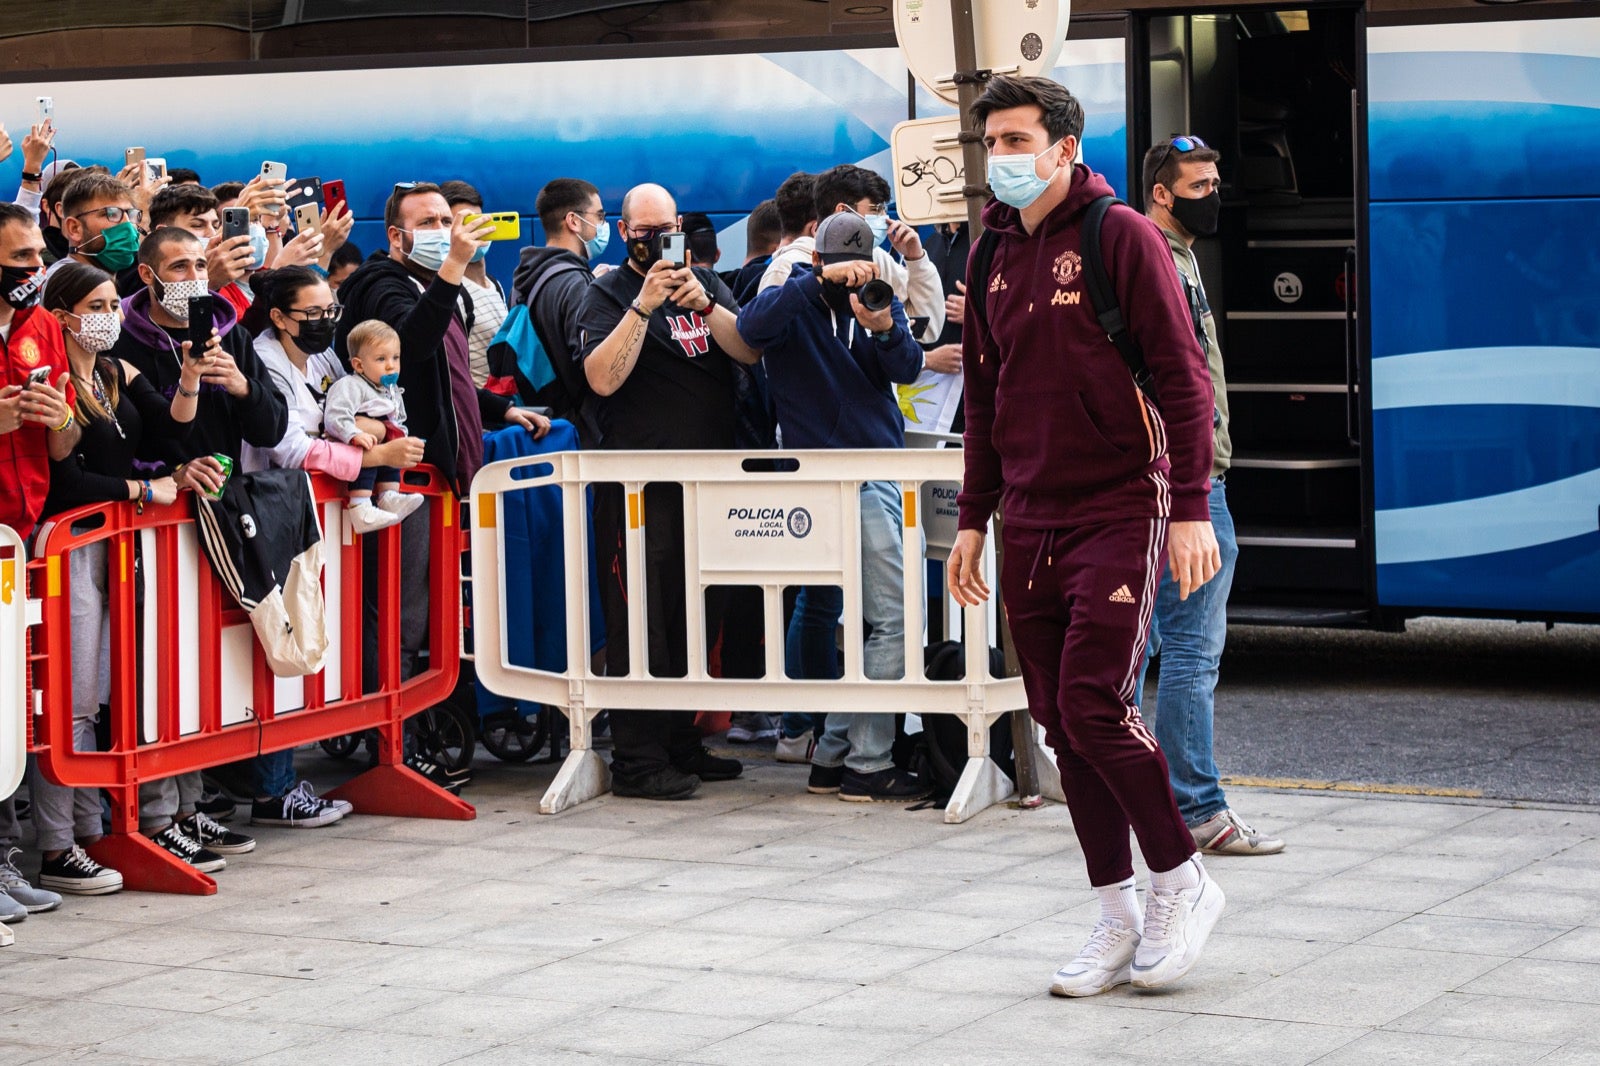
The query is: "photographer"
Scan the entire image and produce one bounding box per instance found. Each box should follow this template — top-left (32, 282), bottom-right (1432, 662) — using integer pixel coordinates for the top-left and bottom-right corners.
top-left (736, 211), bottom-right (929, 803)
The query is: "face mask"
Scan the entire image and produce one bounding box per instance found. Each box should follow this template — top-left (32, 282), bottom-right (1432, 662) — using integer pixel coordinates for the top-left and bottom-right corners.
top-left (378, 372), bottom-right (400, 388)
top-left (66, 311), bottom-right (122, 353)
top-left (578, 216), bottom-right (610, 261)
top-left (987, 139), bottom-right (1064, 210)
top-left (405, 228), bottom-right (451, 273)
top-left (850, 209), bottom-right (890, 248)
top-left (292, 318), bottom-right (336, 353)
top-left (1169, 190), bottom-right (1221, 237)
top-left (247, 222), bottom-right (270, 270)
top-left (819, 278), bottom-right (856, 315)
top-left (89, 220), bottom-right (140, 272)
top-left (625, 231), bottom-right (665, 270)
top-left (1, 265), bottom-right (44, 310)
top-left (469, 243), bottom-right (490, 264)
top-left (152, 276), bottom-right (209, 323)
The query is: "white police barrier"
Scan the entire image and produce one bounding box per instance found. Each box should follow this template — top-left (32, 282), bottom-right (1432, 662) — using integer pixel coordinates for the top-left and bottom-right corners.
top-left (1, 525), bottom-right (39, 801)
top-left (471, 448), bottom-right (1060, 822)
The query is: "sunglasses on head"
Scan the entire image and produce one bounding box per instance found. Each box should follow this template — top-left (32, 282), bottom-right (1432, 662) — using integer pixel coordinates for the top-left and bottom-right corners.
top-left (1152, 135), bottom-right (1209, 181)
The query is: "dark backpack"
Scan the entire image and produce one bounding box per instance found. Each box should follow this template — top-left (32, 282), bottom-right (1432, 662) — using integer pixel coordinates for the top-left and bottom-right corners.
top-left (969, 195), bottom-right (1168, 403)
top-left (494, 261), bottom-right (601, 442)
top-left (895, 640), bottom-right (1016, 805)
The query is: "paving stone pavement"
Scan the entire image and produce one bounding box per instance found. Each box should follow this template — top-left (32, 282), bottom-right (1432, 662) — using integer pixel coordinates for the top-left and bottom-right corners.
top-left (2, 753), bottom-right (1597, 1065)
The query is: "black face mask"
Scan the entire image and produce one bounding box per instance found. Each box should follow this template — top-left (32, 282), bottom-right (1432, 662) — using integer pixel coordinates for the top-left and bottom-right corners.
top-left (1, 265), bottom-right (44, 310)
top-left (626, 232), bottom-right (665, 270)
top-left (1169, 190), bottom-right (1221, 238)
top-left (819, 279), bottom-right (856, 315)
top-left (293, 319), bottom-right (337, 353)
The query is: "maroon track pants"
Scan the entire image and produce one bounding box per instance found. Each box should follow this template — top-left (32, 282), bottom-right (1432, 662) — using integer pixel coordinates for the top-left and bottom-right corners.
top-left (1001, 517), bottom-right (1194, 886)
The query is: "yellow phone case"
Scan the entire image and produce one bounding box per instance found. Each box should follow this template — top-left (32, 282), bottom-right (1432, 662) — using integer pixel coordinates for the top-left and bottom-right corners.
top-left (464, 212), bottom-right (520, 241)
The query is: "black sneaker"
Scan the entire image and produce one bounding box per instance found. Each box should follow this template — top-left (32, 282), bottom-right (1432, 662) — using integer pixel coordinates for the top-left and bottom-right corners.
top-left (405, 753), bottom-right (463, 793)
top-left (251, 782), bottom-right (345, 828)
top-left (807, 763), bottom-right (845, 795)
top-left (38, 845), bottom-right (123, 896)
top-left (177, 812), bottom-right (257, 855)
top-left (612, 766), bottom-right (700, 800)
top-left (673, 747), bottom-right (742, 782)
top-left (840, 766), bottom-right (932, 803)
top-left (151, 824), bottom-right (226, 873)
top-left (195, 788), bottom-right (237, 823)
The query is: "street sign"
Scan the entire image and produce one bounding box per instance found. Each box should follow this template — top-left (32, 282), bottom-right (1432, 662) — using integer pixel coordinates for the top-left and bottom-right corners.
top-left (893, 0), bottom-right (1071, 107)
top-left (892, 115), bottom-right (970, 225)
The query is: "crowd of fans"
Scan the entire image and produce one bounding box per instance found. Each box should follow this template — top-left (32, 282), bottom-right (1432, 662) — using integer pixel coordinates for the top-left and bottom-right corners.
top-left (0, 117), bottom-right (967, 920)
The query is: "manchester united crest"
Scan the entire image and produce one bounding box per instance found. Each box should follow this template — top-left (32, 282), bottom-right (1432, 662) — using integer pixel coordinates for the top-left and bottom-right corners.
top-left (1053, 250), bottom-right (1082, 286)
top-left (17, 337), bottom-right (41, 367)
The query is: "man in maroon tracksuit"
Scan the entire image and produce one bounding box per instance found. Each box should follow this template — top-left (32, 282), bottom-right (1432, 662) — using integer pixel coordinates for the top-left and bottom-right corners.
top-left (947, 76), bottom-right (1227, 996)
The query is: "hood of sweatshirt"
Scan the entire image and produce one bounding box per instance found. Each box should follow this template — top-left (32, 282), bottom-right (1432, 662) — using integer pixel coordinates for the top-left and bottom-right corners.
top-left (119, 284), bottom-right (240, 355)
top-left (511, 245), bottom-right (589, 306)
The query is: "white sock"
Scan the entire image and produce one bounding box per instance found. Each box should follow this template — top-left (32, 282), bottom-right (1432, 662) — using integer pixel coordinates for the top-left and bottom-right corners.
top-left (1093, 876), bottom-right (1141, 931)
top-left (1150, 854), bottom-right (1204, 895)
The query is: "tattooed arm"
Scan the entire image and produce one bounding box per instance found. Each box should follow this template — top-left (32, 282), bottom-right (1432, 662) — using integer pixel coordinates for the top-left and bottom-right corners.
top-left (583, 261), bottom-right (679, 397)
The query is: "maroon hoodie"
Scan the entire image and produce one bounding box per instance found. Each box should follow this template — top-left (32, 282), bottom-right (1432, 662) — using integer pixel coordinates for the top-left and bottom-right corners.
top-left (957, 165), bottom-right (1214, 531)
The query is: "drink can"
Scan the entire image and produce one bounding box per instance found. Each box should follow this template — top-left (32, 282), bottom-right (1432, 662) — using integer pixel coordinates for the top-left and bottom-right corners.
top-left (206, 453), bottom-right (235, 500)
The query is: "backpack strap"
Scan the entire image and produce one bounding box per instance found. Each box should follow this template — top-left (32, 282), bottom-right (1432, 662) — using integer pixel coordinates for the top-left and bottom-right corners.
top-left (1081, 195), bottom-right (1158, 404)
top-left (965, 227), bottom-right (1001, 339)
top-left (521, 261), bottom-right (600, 441)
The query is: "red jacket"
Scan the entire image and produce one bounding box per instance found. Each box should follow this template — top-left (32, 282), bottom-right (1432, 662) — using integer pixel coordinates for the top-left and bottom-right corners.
top-left (958, 165), bottom-right (1214, 531)
top-left (0, 306), bottom-right (71, 536)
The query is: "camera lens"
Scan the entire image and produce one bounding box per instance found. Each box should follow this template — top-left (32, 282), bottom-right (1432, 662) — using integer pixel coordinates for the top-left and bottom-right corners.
top-left (857, 278), bottom-right (894, 312)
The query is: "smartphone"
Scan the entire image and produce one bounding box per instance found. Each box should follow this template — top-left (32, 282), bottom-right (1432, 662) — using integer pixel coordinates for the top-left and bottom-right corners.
top-left (27, 366), bottom-right (51, 388)
top-left (910, 316), bottom-right (931, 337)
top-left (293, 201), bottom-right (322, 235)
top-left (125, 147), bottom-right (146, 170)
top-left (322, 179), bottom-right (348, 216)
top-left (659, 231), bottom-right (686, 267)
top-left (285, 176), bottom-right (321, 212)
top-left (36, 97), bottom-right (53, 122)
top-left (187, 295), bottom-right (215, 356)
top-left (221, 206), bottom-right (250, 242)
top-left (260, 160), bottom-right (288, 183)
top-left (146, 157), bottom-right (167, 181)
top-left (462, 212), bottom-right (520, 241)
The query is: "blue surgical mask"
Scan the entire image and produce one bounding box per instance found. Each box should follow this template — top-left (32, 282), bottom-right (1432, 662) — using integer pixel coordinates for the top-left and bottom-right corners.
top-left (405, 227), bottom-right (451, 272)
top-left (470, 243), bottom-right (490, 263)
top-left (247, 222), bottom-right (269, 270)
top-left (851, 208), bottom-right (890, 247)
top-left (987, 139), bottom-right (1065, 209)
top-left (578, 215), bottom-right (610, 261)
top-left (379, 372), bottom-right (400, 388)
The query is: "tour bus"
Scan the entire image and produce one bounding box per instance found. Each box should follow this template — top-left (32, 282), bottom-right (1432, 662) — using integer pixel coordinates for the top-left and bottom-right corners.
top-left (3, 0), bottom-right (1595, 629)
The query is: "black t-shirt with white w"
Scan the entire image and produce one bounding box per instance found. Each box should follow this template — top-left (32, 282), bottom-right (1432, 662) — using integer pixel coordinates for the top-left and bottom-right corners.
top-left (576, 264), bottom-right (739, 450)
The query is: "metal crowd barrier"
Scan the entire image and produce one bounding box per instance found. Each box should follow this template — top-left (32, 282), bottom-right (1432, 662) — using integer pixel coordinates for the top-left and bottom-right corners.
top-left (26, 469), bottom-right (470, 894)
top-left (471, 448), bottom-right (1058, 823)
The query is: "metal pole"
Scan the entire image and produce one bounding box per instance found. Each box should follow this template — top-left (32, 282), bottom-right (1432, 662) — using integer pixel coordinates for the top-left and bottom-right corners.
top-left (947, 0), bottom-right (1044, 807)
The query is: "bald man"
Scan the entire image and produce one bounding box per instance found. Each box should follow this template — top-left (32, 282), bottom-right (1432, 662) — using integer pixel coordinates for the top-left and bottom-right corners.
top-left (576, 183), bottom-right (762, 800)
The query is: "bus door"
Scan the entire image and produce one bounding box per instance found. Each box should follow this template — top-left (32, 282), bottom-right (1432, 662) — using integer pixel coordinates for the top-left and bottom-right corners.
top-left (1132, 6), bottom-right (1371, 625)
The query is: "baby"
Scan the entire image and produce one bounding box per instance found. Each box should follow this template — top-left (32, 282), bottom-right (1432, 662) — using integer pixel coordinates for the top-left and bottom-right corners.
top-left (323, 319), bottom-right (423, 533)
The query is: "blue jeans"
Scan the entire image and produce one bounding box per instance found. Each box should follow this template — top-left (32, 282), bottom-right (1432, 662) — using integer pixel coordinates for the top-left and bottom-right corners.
top-left (1134, 478), bottom-right (1239, 827)
top-left (782, 585), bottom-right (839, 739)
top-left (256, 750), bottom-right (296, 799)
top-left (801, 481), bottom-right (909, 774)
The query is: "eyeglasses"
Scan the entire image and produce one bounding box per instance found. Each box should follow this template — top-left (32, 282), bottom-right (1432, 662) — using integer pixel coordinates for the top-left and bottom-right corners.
top-left (572, 209), bottom-right (608, 223)
top-left (393, 181), bottom-right (423, 192)
top-left (73, 205), bottom-right (143, 225)
top-left (624, 223), bottom-right (674, 239)
top-left (286, 304), bottom-right (343, 323)
top-left (1151, 135), bottom-right (1209, 181)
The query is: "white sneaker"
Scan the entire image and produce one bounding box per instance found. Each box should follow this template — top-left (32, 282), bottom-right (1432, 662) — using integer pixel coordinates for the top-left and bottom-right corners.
top-left (345, 501), bottom-right (401, 534)
top-left (375, 490), bottom-right (424, 521)
top-left (1050, 918), bottom-right (1141, 997)
top-left (1131, 862), bottom-right (1226, 988)
top-left (775, 732), bottom-right (816, 764)
top-left (0, 848), bottom-right (62, 914)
